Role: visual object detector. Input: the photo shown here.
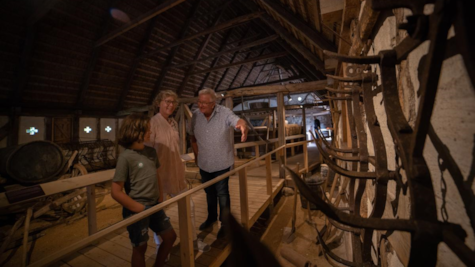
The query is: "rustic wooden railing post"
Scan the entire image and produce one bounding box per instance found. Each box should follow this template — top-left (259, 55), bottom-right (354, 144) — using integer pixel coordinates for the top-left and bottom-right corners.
top-left (254, 144), bottom-right (260, 167)
top-left (290, 139), bottom-right (295, 156)
top-left (265, 155), bottom-right (272, 196)
top-left (87, 185), bottom-right (97, 235)
top-left (303, 142), bottom-right (308, 172)
top-left (179, 104), bottom-right (187, 155)
top-left (277, 92), bottom-right (286, 178)
top-left (265, 154), bottom-right (274, 213)
top-left (238, 168), bottom-right (249, 229)
top-left (178, 196), bottom-right (194, 267)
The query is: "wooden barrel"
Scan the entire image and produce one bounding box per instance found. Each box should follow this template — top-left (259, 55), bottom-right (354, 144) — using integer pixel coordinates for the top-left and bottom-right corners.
top-left (0, 141), bottom-right (65, 185)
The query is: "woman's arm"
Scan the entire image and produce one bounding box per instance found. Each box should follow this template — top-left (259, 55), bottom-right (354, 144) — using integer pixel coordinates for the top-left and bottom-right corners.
top-left (111, 181), bottom-right (145, 213)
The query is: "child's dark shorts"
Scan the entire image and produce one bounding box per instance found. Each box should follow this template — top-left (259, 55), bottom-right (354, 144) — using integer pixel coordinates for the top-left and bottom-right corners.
top-left (122, 204), bottom-right (173, 247)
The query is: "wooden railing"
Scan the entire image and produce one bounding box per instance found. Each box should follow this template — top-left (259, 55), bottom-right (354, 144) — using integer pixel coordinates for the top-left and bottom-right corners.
top-left (1, 139), bottom-right (312, 267)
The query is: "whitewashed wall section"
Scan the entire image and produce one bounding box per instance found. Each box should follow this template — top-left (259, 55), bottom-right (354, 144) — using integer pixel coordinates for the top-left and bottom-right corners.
top-left (79, 118), bottom-right (97, 142)
top-left (100, 118), bottom-right (116, 141)
top-left (18, 116), bottom-right (45, 144)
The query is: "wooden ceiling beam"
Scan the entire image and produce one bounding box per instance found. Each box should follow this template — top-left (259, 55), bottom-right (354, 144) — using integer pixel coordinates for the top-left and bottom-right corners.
top-left (258, 0), bottom-right (336, 52)
top-left (337, 0), bottom-right (360, 56)
top-left (284, 55), bottom-right (314, 81)
top-left (227, 51), bottom-right (254, 89)
top-left (225, 33), bottom-right (260, 46)
top-left (176, 1), bottom-right (233, 96)
top-left (141, 11), bottom-right (264, 60)
top-left (225, 79), bottom-right (327, 98)
top-left (13, 0), bottom-right (63, 106)
top-left (183, 79), bottom-right (328, 101)
top-left (167, 34), bottom-right (279, 70)
top-left (95, 0), bottom-right (185, 47)
top-left (75, 0), bottom-right (117, 108)
top-left (225, 75), bottom-right (304, 90)
top-left (278, 40), bottom-right (324, 79)
top-left (147, 0), bottom-right (205, 104)
top-left (251, 60), bottom-right (273, 85)
top-left (211, 27), bottom-right (253, 92)
top-left (308, 0), bottom-right (322, 32)
top-left (197, 29), bottom-right (235, 92)
top-left (254, 62), bottom-right (275, 67)
top-left (116, 17), bottom-right (159, 111)
top-left (260, 14), bottom-right (325, 72)
top-left (240, 48), bottom-right (267, 86)
top-left (117, 79), bottom-right (327, 115)
top-left (189, 51), bottom-right (287, 76)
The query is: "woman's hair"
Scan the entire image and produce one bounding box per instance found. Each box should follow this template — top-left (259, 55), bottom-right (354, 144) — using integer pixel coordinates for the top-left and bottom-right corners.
top-left (198, 88), bottom-right (217, 102)
top-left (117, 113), bottom-right (150, 148)
top-left (153, 90), bottom-right (178, 111)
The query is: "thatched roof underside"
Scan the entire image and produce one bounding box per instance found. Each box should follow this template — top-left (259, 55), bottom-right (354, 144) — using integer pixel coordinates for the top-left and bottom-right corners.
top-left (0, 0), bottom-right (343, 116)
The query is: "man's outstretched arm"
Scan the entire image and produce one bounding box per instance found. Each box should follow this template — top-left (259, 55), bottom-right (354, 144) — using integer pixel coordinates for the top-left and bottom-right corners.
top-left (235, 119), bottom-right (249, 142)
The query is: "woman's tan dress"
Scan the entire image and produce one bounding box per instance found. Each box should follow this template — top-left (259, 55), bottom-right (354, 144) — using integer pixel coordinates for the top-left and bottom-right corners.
top-left (148, 113), bottom-right (187, 196)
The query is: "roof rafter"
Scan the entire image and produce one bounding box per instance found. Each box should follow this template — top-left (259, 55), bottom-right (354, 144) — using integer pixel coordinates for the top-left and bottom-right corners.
top-left (214, 36), bottom-right (251, 91)
top-left (13, 0), bottom-right (63, 105)
top-left (227, 50), bottom-right (254, 89)
top-left (147, 0), bottom-right (205, 104)
top-left (75, 0), bottom-right (117, 108)
top-left (261, 14), bottom-right (325, 72)
top-left (225, 75), bottom-right (304, 90)
top-left (195, 29), bottom-right (235, 94)
top-left (176, 1), bottom-right (233, 96)
top-left (278, 39), bottom-right (325, 79)
top-left (189, 51), bottom-right (287, 76)
top-left (258, 0), bottom-right (336, 52)
top-left (95, 0), bottom-right (186, 47)
top-left (251, 59), bottom-right (273, 85)
top-left (167, 34), bottom-right (278, 70)
top-left (240, 47), bottom-right (267, 86)
top-left (116, 17), bottom-right (159, 111)
top-left (140, 11), bottom-right (264, 60)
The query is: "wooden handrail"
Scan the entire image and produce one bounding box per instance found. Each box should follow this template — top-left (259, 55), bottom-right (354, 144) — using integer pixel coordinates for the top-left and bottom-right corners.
top-left (25, 139), bottom-right (315, 267)
top-left (27, 145), bottom-right (285, 267)
top-left (234, 134), bottom-right (306, 149)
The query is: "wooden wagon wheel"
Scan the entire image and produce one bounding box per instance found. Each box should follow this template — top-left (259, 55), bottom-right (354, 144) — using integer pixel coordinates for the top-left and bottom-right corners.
top-left (62, 164), bottom-right (88, 214)
top-left (61, 163), bottom-right (108, 215)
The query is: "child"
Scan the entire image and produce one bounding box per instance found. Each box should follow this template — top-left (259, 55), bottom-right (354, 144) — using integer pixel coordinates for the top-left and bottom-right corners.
top-left (111, 113), bottom-right (176, 267)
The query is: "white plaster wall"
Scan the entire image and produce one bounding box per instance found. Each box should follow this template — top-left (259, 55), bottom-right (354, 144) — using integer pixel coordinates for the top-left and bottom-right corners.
top-left (18, 116), bottom-right (45, 144)
top-left (79, 118), bottom-right (97, 142)
top-left (0, 116), bottom-right (8, 148)
top-left (100, 118), bottom-right (116, 141)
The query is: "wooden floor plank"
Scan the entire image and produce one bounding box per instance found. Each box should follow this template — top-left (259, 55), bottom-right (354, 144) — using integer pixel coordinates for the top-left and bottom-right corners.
top-left (63, 252), bottom-right (104, 267)
top-left (95, 239), bottom-right (132, 262)
top-left (78, 245), bottom-right (129, 267)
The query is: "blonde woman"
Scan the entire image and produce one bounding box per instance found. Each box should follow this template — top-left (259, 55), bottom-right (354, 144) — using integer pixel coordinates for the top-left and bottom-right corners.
top-left (147, 90), bottom-right (210, 252)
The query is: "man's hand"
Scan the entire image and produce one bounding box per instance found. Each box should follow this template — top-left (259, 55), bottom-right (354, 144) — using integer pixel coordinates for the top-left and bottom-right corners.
top-left (235, 122), bottom-right (248, 142)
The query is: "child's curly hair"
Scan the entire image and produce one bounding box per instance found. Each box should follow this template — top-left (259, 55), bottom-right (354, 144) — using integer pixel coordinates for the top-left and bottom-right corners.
top-left (118, 113), bottom-right (150, 148)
